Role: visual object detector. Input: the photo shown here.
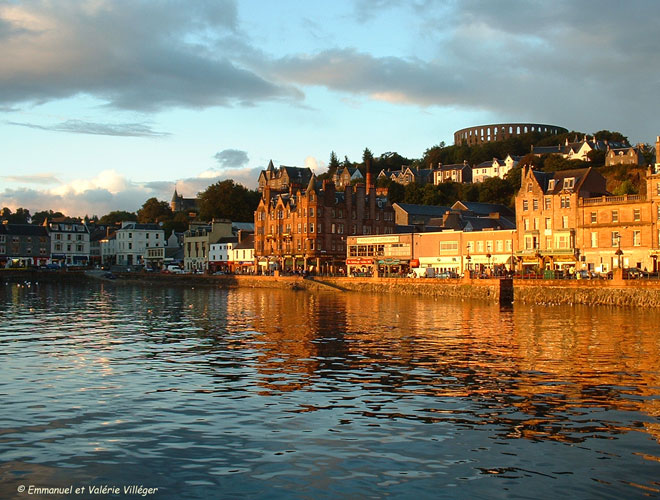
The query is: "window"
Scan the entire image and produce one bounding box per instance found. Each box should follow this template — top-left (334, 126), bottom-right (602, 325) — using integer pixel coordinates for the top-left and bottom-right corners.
top-left (477, 241), bottom-right (484, 252)
top-left (633, 209), bottom-right (641, 222)
top-left (562, 216), bottom-right (569, 229)
top-left (545, 218), bottom-right (552, 230)
top-left (548, 179), bottom-right (556, 191)
top-left (533, 199), bottom-right (538, 211)
top-left (591, 232), bottom-right (598, 248)
top-left (527, 183), bottom-right (532, 193)
top-left (544, 197), bottom-right (551, 209)
top-left (611, 231), bottom-right (620, 247)
top-left (496, 240), bottom-right (503, 252)
top-left (505, 240), bottom-right (512, 252)
top-left (533, 218), bottom-right (539, 230)
top-left (591, 212), bottom-right (597, 224)
top-left (633, 231), bottom-right (641, 246)
top-left (523, 218), bottom-right (529, 230)
top-left (612, 210), bottom-right (618, 223)
top-left (563, 177), bottom-right (575, 189)
top-left (309, 208), bottom-right (314, 217)
top-left (523, 200), bottom-right (529, 211)
top-left (309, 223), bottom-right (314, 233)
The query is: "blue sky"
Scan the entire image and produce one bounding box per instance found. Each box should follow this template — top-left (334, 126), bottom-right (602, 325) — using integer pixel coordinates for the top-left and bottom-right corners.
top-left (1, 0), bottom-right (659, 217)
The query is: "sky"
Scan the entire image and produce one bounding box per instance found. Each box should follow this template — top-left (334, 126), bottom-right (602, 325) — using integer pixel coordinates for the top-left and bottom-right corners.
top-left (1, 0), bottom-right (659, 218)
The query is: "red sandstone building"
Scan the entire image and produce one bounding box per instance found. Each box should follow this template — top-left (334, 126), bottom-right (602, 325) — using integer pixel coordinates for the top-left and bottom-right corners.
top-left (515, 137), bottom-right (660, 274)
top-left (254, 161), bottom-right (395, 274)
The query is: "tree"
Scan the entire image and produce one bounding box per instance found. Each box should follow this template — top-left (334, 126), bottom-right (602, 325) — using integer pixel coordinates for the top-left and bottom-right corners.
top-left (137, 197), bottom-right (173, 223)
top-left (613, 179), bottom-right (638, 195)
top-left (587, 149), bottom-right (606, 165)
top-left (99, 210), bottom-right (137, 225)
top-left (198, 180), bottom-right (260, 222)
top-left (319, 151), bottom-right (341, 181)
top-left (31, 210), bottom-right (65, 225)
top-left (0, 207), bottom-right (31, 224)
top-left (594, 130), bottom-right (629, 145)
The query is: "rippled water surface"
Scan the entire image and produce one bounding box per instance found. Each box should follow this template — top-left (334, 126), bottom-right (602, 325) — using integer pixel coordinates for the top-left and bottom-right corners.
top-left (1, 281), bottom-right (660, 499)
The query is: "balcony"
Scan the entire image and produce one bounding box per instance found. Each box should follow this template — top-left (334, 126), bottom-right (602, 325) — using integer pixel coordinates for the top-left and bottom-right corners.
top-left (581, 194), bottom-right (646, 205)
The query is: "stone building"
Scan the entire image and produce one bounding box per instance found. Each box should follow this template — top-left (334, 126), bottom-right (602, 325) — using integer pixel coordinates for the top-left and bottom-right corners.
top-left (254, 172), bottom-right (395, 274)
top-left (183, 219), bottom-right (233, 272)
top-left (433, 162), bottom-right (472, 184)
top-left (115, 222), bottom-right (165, 267)
top-left (170, 188), bottom-right (199, 213)
top-left (514, 158), bottom-right (660, 274)
top-left (605, 145), bottom-right (646, 167)
top-left (257, 160), bottom-right (313, 193)
top-left (454, 123), bottom-right (566, 146)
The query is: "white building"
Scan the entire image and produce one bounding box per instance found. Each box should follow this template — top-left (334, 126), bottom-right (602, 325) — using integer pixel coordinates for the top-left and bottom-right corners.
top-left (115, 222), bottom-right (165, 267)
top-left (45, 219), bottom-right (90, 265)
top-left (472, 154), bottom-right (519, 183)
top-left (209, 237), bottom-right (238, 272)
top-left (100, 232), bottom-right (117, 265)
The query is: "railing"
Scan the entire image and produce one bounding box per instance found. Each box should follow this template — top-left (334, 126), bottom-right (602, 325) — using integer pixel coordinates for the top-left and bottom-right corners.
top-left (581, 194), bottom-right (646, 205)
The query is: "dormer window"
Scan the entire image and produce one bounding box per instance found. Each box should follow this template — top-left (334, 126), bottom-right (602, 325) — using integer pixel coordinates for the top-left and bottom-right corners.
top-left (563, 178), bottom-right (575, 189)
top-left (548, 179), bottom-right (556, 191)
top-left (527, 183), bottom-right (532, 193)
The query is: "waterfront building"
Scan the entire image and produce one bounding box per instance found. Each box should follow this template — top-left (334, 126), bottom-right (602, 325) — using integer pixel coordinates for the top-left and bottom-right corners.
top-left (115, 222), bottom-right (165, 267)
top-left (254, 170), bottom-right (395, 274)
top-left (514, 159), bottom-right (660, 273)
top-left (231, 232), bottom-right (255, 273)
top-left (209, 237), bottom-right (238, 273)
top-left (183, 219), bottom-right (233, 272)
top-left (100, 231), bottom-right (117, 266)
top-left (347, 228), bottom-right (515, 277)
top-left (44, 218), bottom-right (90, 266)
top-left (0, 223), bottom-right (50, 268)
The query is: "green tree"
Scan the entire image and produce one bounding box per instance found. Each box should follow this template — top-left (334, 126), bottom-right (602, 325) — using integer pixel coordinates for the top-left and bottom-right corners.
top-left (478, 177), bottom-right (515, 206)
top-left (587, 149), bottom-right (606, 165)
top-left (0, 207), bottom-right (31, 224)
top-left (613, 179), bottom-right (638, 195)
top-left (198, 180), bottom-right (260, 222)
top-left (31, 209), bottom-right (65, 225)
top-left (99, 210), bottom-right (137, 225)
top-left (137, 197), bottom-right (173, 223)
top-left (594, 130), bottom-right (629, 145)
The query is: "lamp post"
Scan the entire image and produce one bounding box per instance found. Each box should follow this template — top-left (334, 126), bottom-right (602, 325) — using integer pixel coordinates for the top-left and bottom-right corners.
top-left (615, 233), bottom-right (623, 269)
top-left (465, 244), bottom-right (471, 277)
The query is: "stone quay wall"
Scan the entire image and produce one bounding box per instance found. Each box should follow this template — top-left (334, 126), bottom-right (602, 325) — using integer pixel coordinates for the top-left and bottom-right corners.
top-left (513, 278), bottom-right (660, 307)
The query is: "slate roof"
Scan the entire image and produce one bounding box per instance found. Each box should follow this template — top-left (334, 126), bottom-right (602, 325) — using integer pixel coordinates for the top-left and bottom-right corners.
top-left (394, 203), bottom-right (452, 216)
top-left (0, 224), bottom-right (49, 236)
top-left (452, 201), bottom-right (515, 218)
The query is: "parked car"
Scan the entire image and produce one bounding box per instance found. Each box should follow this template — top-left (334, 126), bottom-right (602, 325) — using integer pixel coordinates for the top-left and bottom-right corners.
top-left (437, 271), bottom-right (459, 279)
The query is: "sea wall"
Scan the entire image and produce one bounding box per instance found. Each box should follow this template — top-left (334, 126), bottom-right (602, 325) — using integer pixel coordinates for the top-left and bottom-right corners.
top-left (514, 278), bottom-right (660, 307)
top-left (5, 269), bottom-right (660, 308)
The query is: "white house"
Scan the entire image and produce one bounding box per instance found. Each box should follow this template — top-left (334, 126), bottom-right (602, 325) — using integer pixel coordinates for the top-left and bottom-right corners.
top-left (45, 218), bottom-right (90, 266)
top-left (472, 154), bottom-right (520, 183)
top-left (115, 222), bottom-right (165, 267)
top-left (208, 237), bottom-right (238, 272)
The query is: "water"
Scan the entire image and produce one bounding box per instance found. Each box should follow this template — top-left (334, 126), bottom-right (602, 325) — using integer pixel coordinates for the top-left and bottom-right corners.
top-left (1, 281), bottom-right (659, 499)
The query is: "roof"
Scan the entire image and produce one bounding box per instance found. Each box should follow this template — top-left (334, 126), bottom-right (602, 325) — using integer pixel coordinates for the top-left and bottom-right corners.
top-left (438, 163), bottom-right (470, 171)
top-left (234, 234), bottom-right (254, 250)
top-left (452, 201), bottom-right (515, 218)
top-left (213, 236), bottom-right (239, 245)
top-left (0, 224), bottom-right (49, 236)
top-left (118, 223), bottom-right (162, 231)
top-left (394, 203), bottom-right (452, 216)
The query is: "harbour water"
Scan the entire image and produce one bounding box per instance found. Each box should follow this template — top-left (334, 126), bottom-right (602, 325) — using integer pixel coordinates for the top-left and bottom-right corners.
top-left (1, 281), bottom-right (659, 499)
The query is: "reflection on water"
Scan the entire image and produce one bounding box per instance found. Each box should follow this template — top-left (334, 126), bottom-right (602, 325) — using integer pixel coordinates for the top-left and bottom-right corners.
top-left (1, 281), bottom-right (660, 499)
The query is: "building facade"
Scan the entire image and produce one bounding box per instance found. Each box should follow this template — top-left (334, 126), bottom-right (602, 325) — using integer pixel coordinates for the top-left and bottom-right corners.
top-left (44, 218), bottom-right (90, 266)
top-left (514, 161), bottom-right (660, 274)
top-left (183, 220), bottom-right (233, 272)
top-left (0, 224), bottom-right (50, 267)
top-left (254, 175), bottom-right (395, 274)
top-left (115, 222), bottom-right (165, 267)
top-left (472, 155), bottom-right (519, 183)
top-left (433, 162), bottom-right (472, 184)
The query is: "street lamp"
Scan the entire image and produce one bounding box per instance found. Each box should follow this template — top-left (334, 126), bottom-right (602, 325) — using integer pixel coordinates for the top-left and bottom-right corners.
top-left (465, 244), bottom-right (471, 277)
top-left (615, 233), bottom-right (623, 269)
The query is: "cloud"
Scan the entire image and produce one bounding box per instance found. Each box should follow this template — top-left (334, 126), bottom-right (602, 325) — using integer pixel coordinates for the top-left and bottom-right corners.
top-left (0, 0), bottom-right (300, 111)
top-left (7, 119), bottom-right (170, 137)
top-left (213, 148), bottom-right (249, 169)
top-left (304, 156), bottom-right (325, 175)
top-left (0, 170), bottom-right (169, 216)
top-left (2, 173), bottom-right (60, 185)
top-left (261, 1), bottom-right (660, 140)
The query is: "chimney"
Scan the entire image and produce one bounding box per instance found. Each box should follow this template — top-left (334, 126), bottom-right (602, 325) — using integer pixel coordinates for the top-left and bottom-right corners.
top-left (322, 179), bottom-right (335, 206)
top-left (365, 157), bottom-right (372, 196)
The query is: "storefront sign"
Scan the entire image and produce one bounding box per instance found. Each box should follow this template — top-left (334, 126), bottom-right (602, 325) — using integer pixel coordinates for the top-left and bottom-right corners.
top-left (346, 258), bottom-right (373, 265)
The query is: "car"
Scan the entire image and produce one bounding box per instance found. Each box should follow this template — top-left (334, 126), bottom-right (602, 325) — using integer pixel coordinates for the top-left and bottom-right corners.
top-left (437, 271), bottom-right (459, 279)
